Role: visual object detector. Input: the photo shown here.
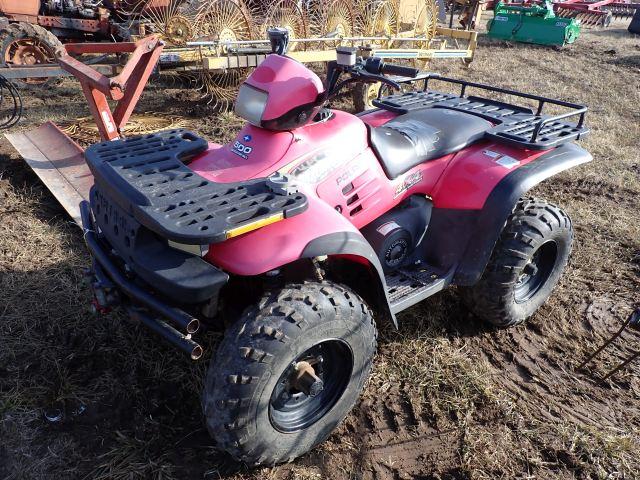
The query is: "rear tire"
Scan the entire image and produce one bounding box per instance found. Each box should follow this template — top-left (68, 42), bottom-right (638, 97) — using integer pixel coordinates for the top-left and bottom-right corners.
top-left (461, 197), bottom-right (573, 327)
top-left (202, 281), bottom-right (377, 465)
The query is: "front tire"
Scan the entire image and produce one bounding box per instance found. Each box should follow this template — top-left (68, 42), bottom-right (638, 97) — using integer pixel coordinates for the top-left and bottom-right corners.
top-left (202, 282), bottom-right (377, 465)
top-left (461, 197), bottom-right (573, 327)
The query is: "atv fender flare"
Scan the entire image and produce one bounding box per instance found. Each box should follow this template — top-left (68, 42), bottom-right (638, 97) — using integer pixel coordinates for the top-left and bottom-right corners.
top-left (301, 231), bottom-right (395, 326)
top-left (454, 142), bottom-right (592, 285)
top-left (206, 193), bottom-right (395, 325)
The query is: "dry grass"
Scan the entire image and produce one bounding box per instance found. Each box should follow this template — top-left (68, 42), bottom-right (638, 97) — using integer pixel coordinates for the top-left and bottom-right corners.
top-left (1, 18), bottom-right (640, 480)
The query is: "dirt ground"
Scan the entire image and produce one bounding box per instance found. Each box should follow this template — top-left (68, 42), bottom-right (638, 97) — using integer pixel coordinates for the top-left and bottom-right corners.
top-left (1, 20), bottom-right (639, 480)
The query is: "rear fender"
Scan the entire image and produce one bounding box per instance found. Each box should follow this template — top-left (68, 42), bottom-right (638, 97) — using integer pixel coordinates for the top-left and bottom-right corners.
top-left (427, 143), bottom-right (592, 285)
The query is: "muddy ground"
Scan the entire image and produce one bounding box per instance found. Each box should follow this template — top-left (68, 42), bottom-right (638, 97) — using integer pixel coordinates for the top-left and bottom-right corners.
top-left (1, 20), bottom-right (639, 480)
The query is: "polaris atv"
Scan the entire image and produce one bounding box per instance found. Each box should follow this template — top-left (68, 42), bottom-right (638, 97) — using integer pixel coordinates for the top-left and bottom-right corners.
top-left (80, 29), bottom-right (591, 465)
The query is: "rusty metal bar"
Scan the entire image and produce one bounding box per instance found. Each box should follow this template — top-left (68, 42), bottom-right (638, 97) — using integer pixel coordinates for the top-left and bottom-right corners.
top-left (0, 64), bottom-right (118, 79)
top-left (57, 35), bottom-right (164, 141)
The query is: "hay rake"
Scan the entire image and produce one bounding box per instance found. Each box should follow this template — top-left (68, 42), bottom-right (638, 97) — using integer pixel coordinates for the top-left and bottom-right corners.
top-left (127, 0), bottom-right (478, 109)
top-left (59, 113), bottom-right (191, 144)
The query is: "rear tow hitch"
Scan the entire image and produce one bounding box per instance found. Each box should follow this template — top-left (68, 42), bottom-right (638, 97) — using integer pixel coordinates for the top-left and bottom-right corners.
top-left (84, 266), bottom-right (120, 314)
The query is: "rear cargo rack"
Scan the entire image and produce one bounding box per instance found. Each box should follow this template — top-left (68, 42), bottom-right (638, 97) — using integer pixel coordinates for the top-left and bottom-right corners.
top-left (374, 74), bottom-right (589, 150)
top-left (85, 129), bottom-right (308, 245)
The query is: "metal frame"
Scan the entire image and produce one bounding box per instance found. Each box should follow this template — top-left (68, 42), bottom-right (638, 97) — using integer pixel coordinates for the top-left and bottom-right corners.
top-left (0, 64), bottom-right (118, 79)
top-left (157, 27), bottom-right (478, 72)
top-left (58, 35), bottom-right (165, 141)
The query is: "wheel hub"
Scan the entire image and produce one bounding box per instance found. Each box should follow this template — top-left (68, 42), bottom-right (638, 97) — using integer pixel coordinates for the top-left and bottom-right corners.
top-left (514, 241), bottom-right (558, 303)
top-left (218, 27), bottom-right (237, 43)
top-left (269, 340), bottom-right (353, 432)
top-left (292, 360), bottom-right (324, 397)
top-left (7, 40), bottom-right (51, 65)
top-left (165, 15), bottom-right (193, 45)
top-left (5, 38), bottom-right (56, 85)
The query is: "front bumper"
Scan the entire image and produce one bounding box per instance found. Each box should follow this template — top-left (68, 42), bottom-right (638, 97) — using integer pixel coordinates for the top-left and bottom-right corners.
top-left (80, 201), bottom-right (213, 360)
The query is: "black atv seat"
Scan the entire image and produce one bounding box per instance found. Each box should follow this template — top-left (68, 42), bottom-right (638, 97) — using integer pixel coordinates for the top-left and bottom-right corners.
top-left (370, 108), bottom-right (492, 179)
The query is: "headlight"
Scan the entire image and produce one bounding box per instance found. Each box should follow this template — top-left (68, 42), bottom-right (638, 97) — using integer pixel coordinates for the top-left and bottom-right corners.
top-left (235, 84), bottom-right (268, 126)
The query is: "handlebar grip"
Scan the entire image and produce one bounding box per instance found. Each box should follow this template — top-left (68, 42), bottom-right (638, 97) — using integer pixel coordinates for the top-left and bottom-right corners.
top-left (381, 63), bottom-right (419, 78)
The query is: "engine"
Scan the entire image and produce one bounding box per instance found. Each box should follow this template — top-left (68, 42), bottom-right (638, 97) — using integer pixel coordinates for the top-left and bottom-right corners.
top-left (43, 0), bottom-right (104, 18)
top-left (361, 195), bottom-right (432, 273)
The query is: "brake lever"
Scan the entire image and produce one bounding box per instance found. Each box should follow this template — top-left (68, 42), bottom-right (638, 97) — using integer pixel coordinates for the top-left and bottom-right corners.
top-left (355, 69), bottom-right (401, 91)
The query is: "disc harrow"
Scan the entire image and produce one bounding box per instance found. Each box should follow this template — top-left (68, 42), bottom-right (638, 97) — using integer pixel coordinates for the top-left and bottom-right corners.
top-left (554, 0), bottom-right (639, 27)
top-left (601, 1), bottom-right (640, 18)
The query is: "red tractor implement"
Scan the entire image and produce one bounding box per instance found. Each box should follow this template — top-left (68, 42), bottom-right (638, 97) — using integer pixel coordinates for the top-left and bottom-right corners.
top-left (5, 34), bottom-right (162, 223)
top-left (554, 0), bottom-right (640, 27)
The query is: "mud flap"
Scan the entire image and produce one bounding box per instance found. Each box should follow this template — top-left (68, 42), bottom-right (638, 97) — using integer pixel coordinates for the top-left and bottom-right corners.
top-left (5, 122), bottom-right (93, 225)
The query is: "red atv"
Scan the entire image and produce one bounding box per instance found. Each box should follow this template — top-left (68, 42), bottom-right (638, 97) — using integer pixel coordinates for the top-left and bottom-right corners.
top-left (80, 29), bottom-right (591, 465)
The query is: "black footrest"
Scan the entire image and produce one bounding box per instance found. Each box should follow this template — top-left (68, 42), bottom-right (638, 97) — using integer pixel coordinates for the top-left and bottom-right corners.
top-left (85, 129), bottom-right (308, 245)
top-left (386, 264), bottom-right (452, 314)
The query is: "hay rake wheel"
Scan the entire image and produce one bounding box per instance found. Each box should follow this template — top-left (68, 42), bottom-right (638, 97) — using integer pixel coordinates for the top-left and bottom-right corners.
top-left (60, 113), bottom-right (191, 145)
top-left (195, 67), bottom-right (251, 109)
top-left (188, 0), bottom-right (254, 109)
top-left (359, 0), bottom-right (400, 47)
top-left (193, 0), bottom-right (255, 43)
top-left (325, 0), bottom-right (357, 38)
top-left (262, 0), bottom-right (308, 51)
top-left (125, 0), bottom-right (196, 46)
top-left (307, 0), bottom-right (357, 46)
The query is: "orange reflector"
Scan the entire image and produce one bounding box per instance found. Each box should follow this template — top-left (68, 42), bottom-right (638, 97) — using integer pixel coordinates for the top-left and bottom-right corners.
top-left (225, 212), bottom-right (284, 239)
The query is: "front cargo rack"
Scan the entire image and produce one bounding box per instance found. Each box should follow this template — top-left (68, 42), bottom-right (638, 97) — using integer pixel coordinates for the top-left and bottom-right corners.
top-left (374, 74), bottom-right (589, 150)
top-left (85, 129), bottom-right (308, 245)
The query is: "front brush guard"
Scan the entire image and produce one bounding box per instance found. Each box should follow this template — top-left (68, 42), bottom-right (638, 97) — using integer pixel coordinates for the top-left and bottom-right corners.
top-left (80, 201), bottom-right (204, 360)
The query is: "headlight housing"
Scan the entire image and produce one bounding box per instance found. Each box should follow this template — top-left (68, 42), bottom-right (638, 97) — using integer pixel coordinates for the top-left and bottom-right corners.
top-left (235, 84), bottom-right (268, 126)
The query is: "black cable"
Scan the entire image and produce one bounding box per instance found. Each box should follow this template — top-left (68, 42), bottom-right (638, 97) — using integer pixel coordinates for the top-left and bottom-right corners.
top-left (0, 74), bottom-right (22, 129)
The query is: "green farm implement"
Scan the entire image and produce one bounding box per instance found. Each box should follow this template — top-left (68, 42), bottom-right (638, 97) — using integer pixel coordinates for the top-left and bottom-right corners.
top-left (487, 0), bottom-right (581, 46)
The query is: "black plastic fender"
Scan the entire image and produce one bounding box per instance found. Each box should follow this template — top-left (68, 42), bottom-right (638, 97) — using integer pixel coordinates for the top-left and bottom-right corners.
top-left (453, 142), bottom-right (592, 285)
top-left (301, 231), bottom-right (396, 326)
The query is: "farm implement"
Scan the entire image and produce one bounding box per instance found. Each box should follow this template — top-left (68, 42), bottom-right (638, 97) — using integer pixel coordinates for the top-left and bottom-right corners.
top-left (487, 0), bottom-right (581, 46)
top-left (6, 26), bottom-right (594, 465)
top-left (0, 0), bottom-right (480, 106)
top-left (554, 0), bottom-right (640, 27)
top-left (486, 0), bottom-right (640, 28)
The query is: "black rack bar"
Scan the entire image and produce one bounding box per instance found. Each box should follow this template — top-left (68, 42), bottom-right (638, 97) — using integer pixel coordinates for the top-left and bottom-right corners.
top-left (422, 74), bottom-right (588, 132)
top-left (373, 74), bottom-right (589, 150)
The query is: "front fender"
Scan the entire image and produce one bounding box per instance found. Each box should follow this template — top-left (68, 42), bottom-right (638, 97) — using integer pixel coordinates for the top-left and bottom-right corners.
top-left (207, 188), bottom-right (375, 276)
top-left (206, 190), bottom-right (395, 324)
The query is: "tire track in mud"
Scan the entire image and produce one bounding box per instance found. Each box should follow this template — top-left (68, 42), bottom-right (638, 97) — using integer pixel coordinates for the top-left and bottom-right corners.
top-left (324, 388), bottom-right (461, 480)
top-left (468, 301), bottom-right (640, 434)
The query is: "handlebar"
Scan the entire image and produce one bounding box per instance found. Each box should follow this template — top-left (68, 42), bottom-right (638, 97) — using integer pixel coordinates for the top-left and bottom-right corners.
top-left (363, 57), bottom-right (419, 78)
top-left (324, 51), bottom-right (421, 102)
top-left (380, 63), bottom-right (420, 78)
